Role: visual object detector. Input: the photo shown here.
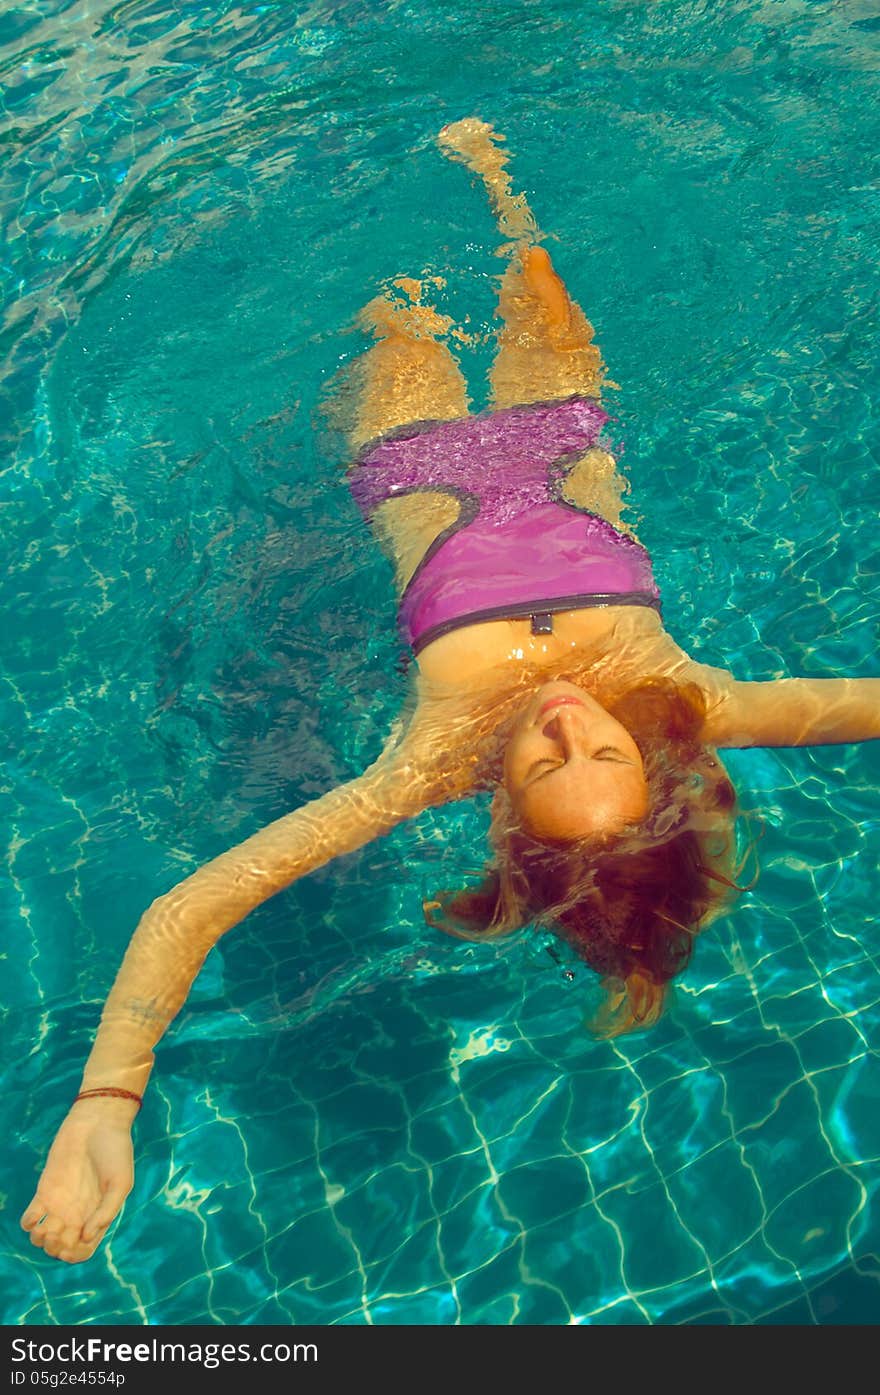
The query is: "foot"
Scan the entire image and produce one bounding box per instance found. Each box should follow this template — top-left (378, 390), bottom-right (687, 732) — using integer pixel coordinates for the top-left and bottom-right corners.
top-left (438, 117), bottom-right (504, 170)
top-left (438, 118), bottom-right (537, 245)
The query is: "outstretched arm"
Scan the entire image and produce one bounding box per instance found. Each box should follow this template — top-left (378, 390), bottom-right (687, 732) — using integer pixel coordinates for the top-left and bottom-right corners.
top-left (21, 729), bottom-right (449, 1264)
top-left (700, 671), bottom-right (880, 748)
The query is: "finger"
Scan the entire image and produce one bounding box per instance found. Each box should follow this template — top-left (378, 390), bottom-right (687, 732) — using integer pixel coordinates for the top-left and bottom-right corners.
top-left (42, 1222), bottom-right (86, 1262)
top-left (80, 1215), bottom-right (110, 1245)
top-left (28, 1220), bottom-right (50, 1251)
top-left (55, 1236), bottom-right (102, 1265)
top-left (31, 1216), bottom-right (67, 1252)
top-left (81, 1185), bottom-right (126, 1243)
top-left (20, 1198), bottom-right (49, 1232)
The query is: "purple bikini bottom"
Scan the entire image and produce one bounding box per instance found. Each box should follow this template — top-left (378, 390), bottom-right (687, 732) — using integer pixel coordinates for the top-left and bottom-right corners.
top-left (349, 395), bottom-right (660, 654)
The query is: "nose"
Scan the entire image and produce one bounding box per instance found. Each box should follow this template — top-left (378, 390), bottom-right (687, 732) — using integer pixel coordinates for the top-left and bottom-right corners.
top-left (542, 706), bottom-right (582, 755)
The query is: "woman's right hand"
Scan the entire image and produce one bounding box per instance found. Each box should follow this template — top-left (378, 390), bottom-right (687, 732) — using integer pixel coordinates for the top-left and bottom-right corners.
top-left (20, 1099), bottom-right (136, 1263)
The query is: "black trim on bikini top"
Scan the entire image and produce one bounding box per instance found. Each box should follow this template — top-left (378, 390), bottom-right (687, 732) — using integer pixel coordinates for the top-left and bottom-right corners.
top-left (411, 590), bottom-right (662, 656)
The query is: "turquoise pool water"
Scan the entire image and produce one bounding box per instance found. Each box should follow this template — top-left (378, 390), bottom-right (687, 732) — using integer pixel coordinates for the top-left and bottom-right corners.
top-left (3, 0), bottom-right (880, 1325)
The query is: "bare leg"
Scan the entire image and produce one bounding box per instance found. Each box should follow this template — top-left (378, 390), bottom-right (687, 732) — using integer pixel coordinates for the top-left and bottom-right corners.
top-left (438, 119), bottom-right (628, 527)
top-left (340, 281), bottom-right (470, 590)
top-left (489, 243), bottom-right (606, 408)
top-left (345, 280), bottom-right (469, 449)
top-left (439, 119), bottom-right (606, 407)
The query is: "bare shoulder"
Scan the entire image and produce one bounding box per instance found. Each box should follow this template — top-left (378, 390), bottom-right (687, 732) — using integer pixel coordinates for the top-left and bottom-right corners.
top-left (599, 615), bottom-right (740, 734)
top-left (598, 611), bottom-right (735, 696)
top-left (617, 628), bottom-right (880, 749)
top-left (385, 686), bottom-right (485, 804)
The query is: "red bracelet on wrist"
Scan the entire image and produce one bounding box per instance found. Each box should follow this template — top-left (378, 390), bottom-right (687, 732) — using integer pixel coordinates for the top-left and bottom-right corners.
top-left (73, 1087), bottom-right (143, 1111)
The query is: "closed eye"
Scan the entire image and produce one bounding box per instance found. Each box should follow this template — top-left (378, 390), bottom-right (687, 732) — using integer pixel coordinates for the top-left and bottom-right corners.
top-left (525, 759), bottom-right (563, 784)
top-left (525, 747), bottom-right (632, 786)
top-left (592, 746), bottom-right (632, 762)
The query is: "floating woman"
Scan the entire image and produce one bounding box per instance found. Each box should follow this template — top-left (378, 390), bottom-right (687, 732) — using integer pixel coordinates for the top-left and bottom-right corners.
top-left (22, 119), bottom-right (880, 1263)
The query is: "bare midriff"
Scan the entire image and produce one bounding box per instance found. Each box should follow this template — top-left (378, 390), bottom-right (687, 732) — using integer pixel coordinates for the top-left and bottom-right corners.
top-left (414, 604), bottom-right (672, 690)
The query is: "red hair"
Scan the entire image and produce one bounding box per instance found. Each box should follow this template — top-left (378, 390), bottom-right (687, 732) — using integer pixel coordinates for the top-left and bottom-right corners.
top-left (425, 679), bottom-right (753, 1037)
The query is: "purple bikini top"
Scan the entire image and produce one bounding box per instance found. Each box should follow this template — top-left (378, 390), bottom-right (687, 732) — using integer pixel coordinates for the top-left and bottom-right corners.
top-left (349, 396), bottom-right (660, 654)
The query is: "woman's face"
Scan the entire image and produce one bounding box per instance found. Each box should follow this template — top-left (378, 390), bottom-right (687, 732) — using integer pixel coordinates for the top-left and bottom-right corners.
top-left (503, 681), bottom-right (649, 841)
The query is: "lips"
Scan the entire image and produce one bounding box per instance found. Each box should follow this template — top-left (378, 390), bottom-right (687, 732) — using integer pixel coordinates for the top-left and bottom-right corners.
top-left (537, 695), bottom-right (584, 720)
